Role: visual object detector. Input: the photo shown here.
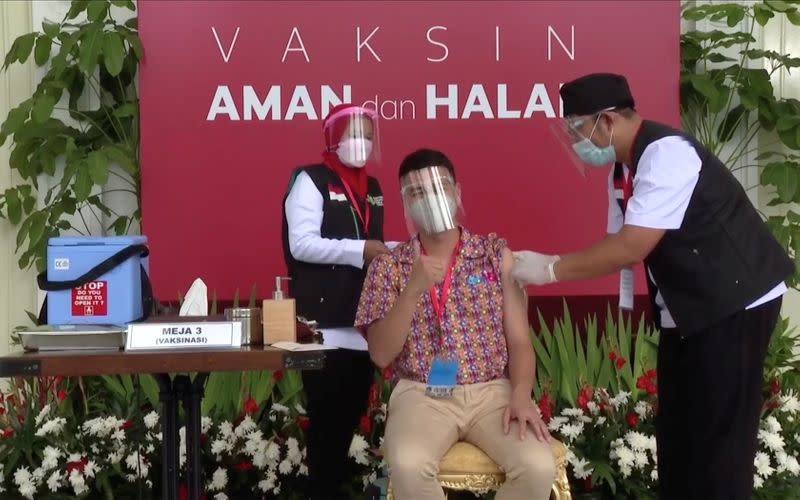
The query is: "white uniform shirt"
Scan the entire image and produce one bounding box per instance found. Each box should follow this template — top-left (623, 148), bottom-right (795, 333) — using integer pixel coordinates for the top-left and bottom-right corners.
top-left (606, 136), bottom-right (786, 329)
top-left (284, 171), bottom-right (398, 350)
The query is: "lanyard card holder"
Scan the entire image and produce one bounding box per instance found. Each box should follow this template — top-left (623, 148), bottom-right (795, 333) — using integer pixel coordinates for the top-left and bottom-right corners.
top-left (425, 354), bottom-right (458, 399)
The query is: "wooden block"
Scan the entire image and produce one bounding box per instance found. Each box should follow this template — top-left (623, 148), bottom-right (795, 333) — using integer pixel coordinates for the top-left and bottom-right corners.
top-left (262, 299), bottom-right (297, 344)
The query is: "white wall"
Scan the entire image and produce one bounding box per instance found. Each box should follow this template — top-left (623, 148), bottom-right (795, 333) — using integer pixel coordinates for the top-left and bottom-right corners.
top-left (0, 1), bottom-right (37, 355)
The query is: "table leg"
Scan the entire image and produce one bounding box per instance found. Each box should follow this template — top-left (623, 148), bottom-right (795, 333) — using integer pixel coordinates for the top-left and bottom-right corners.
top-left (183, 373), bottom-right (208, 500)
top-left (155, 374), bottom-right (179, 500)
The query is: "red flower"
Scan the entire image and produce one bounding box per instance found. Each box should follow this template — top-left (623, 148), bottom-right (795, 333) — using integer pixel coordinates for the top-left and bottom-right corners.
top-left (615, 357), bottom-right (626, 370)
top-left (771, 377), bottom-right (781, 395)
top-left (368, 384), bottom-right (380, 408)
top-left (646, 369), bottom-right (657, 379)
top-left (636, 375), bottom-right (649, 391)
top-left (121, 420), bottom-right (134, 431)
top-left (576, 385), bottom-right (592, 410)
top-left (66, 457), bottom-right (88, 476)
top-left (243, 396), bottom-right (258, 416)
top-left (626, 412), bottom-right (638, 428)
top-left (57, 389), bottom-right (68, 402)
top-left (646, 382), bottom-right (658, 396)
top-left (295, 415), bottom-right (310, 430)
top-left (608, 351), bottom-right (617, 362)
top-left (1, 428), bottom-right (14, 439)
top-left (233, 461), bottom-right (254, 472)
top-left (272, 370), bottom-right (283, 382)
top-left (538, 393), bottom-right (554, 423)
top-left (179, 484), bottom-right (207, 500)
top-left (54, 376), bottom-right (64, 386)
top-left (0, 407), bottom-right (5, 416)
top-left (359, 415), bottom-right (372, 434)
top-left (382, 366), bottom-right (393, 380)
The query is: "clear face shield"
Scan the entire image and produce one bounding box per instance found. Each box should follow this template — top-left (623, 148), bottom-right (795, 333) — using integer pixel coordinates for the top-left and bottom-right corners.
top-left (550, 107), bottom-right (617, 177)
top-left (323, 107), bottom-right (382, 168)
top-left (400, 166), bottom-right (464, 237)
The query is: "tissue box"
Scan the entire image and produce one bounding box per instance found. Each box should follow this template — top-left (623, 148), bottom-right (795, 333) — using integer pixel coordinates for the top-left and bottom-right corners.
top-left (45, 236), bottom-right (149, 325)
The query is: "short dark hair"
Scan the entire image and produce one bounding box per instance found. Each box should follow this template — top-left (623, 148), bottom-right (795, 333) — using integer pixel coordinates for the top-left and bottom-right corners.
top-left (398, 148), bottom-right (456, 181)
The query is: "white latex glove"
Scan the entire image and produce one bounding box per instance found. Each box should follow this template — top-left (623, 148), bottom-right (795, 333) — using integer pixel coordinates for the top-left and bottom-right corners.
top-left (511, 251), bottom-right (561, 286)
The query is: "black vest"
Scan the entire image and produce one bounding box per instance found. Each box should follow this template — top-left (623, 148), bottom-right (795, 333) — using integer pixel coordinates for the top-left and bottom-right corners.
top-left (614, 121), bottom-right (793, 335)
top-left (281, 165), bottom-right (384, 328)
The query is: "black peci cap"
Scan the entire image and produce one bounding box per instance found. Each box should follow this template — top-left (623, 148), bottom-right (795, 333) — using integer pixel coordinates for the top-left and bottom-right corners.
top-left (560, 73), bottom-right (635, 117)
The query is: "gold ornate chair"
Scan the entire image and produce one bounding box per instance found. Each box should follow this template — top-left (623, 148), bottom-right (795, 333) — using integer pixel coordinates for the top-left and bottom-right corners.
top-left (386, 439), bottom-right (571, 499)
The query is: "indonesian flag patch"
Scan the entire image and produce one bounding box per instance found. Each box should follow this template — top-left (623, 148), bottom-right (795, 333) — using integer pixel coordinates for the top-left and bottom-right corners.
top-left (328, 184), bottom-right (347, 202)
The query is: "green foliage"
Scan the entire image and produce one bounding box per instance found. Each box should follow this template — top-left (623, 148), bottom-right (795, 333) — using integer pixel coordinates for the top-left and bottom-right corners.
top-left (0, 0), bottom-right (141, 272)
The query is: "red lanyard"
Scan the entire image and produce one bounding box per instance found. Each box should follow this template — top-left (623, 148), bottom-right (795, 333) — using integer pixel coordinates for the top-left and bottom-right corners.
top-left (421, 239), bottom-right (462, 326)
top-left (336, 176), bottom-right (370, 236)
top-left (621, 170), bottom-right (634, 214)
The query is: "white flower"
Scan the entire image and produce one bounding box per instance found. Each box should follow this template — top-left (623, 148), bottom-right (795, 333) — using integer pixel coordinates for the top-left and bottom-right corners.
top-left (561, 408), bottom-right (584, 417)
top-left (211, 439), bottom-right (228, 456)
top-left (786, 455), bottom-right (800, 475)
top-left (287, 437), bottom-right (302, 465)
top-left (349, 434), bottom-right (370, 465)
top-left (650, 468), bottom-right (658, 482)
top-left (754, 452), bottom-right (774, 478)
top-left (634, 451), bottom-right (649, 469)
top-left (84, 461), bottom-right (97, 479)
top-left (35, 404), bottom-right (52, 426)
top-left (295, 403), bottom-right (306, 414)
top-left (547, 416), bottom-right (568, 432)
top-left (299, 464), bottom-right (309, 476)
top-left (201, 417), bottom-right (212, 434)
top-left (112, 429), bottom-right (126, 442)
top-left (271, 403), bottom-right (290, 414)
top-left (610, 391), bottom-right (630, 410)
top-left (214, 494), bottom-right (228, 500)
top-left (764, 416), bottom-right (782, 434)
top-left (126, 452), bottom-right (149, 478)
top-left (278, 459), bottom-right (293, 475)
top-left (568, 456), bottom-right (593, 479)
top-left (595, 416), bottom-right (607, 426)
top-left (586, 401), bottom-right (599, 416)
top-left (144, 411), bottom-right (159, 429)
top-left (753, 474), bottom-right (764, 489)
top-left (780, 391), bottom-right (800, 414)
top-left (218, 421), bottom-right (233, 438)
top-left (209, 467), bottom-right (227, 491)
top-left (47, 470), bottom-right (62, 492)
top-left (35, 417), bottom-right (66, 437)
top-left (634, 401), bottom-right (652, 420)
top-left (69, 469), bottom-right (89, 496)
top-left (235, 416), bottom-right (256, 437)
top-left (560, 422), bottom-right (584, 443)
top-left (42, 446), bottom-right (62, 471)
top-left (14, 466), bottom-right (38, 499)
top-left (625, 431), bottom-right (653, 452)
top-left (759, 429), bottom-right (785, 453)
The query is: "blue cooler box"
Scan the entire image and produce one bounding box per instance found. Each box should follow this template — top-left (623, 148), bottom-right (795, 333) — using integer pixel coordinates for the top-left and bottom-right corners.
top-left (45, 236), bottom-right (149, 325)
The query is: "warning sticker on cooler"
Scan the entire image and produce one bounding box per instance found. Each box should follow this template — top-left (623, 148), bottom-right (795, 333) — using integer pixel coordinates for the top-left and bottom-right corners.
top-left (71, 281), bottom-right (108, 316)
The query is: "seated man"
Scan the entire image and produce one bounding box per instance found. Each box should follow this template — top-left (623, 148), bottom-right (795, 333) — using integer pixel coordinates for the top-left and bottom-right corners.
top-left (355, 149), bottom-right (555, 500)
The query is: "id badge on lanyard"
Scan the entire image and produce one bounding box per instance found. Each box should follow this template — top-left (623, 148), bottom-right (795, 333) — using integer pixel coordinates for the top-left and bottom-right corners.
top-left (336, 174), bottom-right (370, 238)
top-left (618, 169), bottom-right (634, 311)
top-left (424, 240), bottom-right (461, 399)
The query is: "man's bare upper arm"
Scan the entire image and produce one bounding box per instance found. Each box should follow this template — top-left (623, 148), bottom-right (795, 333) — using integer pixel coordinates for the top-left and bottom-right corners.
top-left (500, 247), bottom-right (530, 343)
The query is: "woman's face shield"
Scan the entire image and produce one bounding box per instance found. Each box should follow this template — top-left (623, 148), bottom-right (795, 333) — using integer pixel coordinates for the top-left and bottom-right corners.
top-left (400, 166), bottom-right (464, 236)
top-left (323, 107), bottom-right (382, 167)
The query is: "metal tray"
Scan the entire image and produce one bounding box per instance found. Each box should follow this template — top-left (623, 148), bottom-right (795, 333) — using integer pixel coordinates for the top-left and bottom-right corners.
top-left (19, 330), bottom-right (127, 351)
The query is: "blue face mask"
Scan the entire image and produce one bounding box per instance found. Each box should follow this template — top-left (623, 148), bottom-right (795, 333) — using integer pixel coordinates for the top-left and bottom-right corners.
top-left (571, 116), bottom-right (616, 167)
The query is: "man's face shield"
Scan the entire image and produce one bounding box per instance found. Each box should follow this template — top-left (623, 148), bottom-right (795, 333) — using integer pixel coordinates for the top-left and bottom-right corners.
top-left (550, 107), bottom-right (616, 176)
top-left (400, 167), bottom-right (464, 237)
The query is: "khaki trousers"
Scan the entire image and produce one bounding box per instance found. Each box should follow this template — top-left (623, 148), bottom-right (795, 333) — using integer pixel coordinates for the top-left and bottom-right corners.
top-left (384, 378), bottom-right (555, 500)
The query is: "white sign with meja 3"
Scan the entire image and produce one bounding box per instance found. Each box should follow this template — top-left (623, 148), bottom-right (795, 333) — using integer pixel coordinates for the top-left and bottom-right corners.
top-left (126, 321), bottom-right (242, 350)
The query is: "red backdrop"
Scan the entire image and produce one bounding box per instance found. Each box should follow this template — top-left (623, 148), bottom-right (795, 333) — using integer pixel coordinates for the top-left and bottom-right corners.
top-left (138, 0), bottom-right (680, 302)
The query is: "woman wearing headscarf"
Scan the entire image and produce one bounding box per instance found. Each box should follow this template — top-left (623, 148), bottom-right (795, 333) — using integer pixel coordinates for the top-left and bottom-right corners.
top-left (281, 104), bottom-right (388, 498)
